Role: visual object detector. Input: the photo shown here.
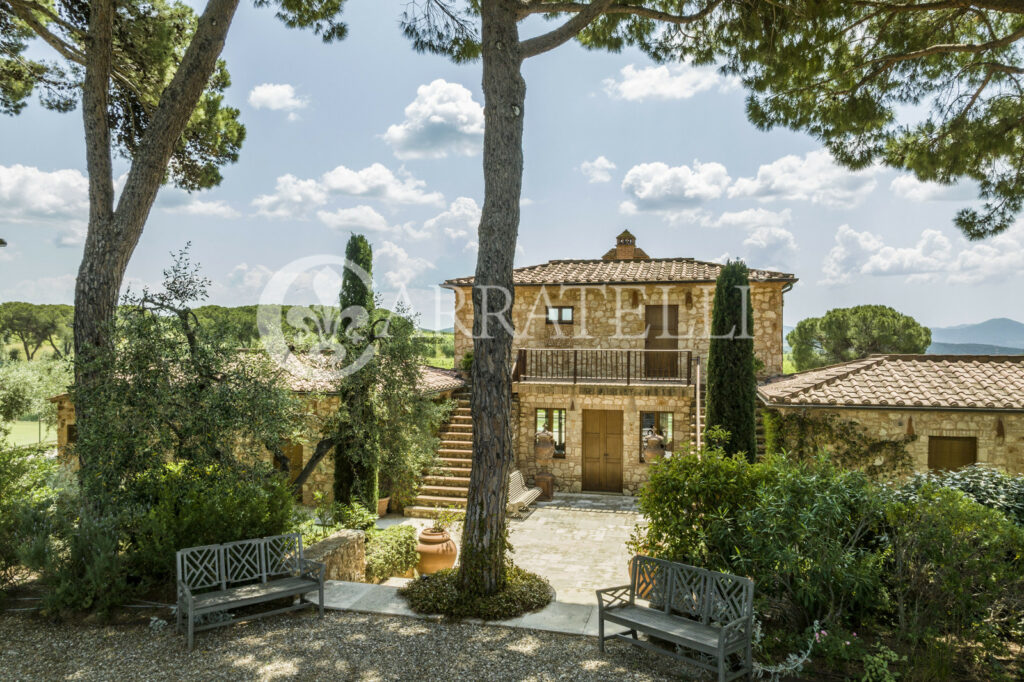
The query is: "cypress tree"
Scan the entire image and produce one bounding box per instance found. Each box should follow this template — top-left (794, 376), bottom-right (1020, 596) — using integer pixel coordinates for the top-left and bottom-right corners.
top-left (705, 260), bottom-right (758, 461)
top-left (340, 234), bottom-right (374, 325)
top-left (334, 233), bottom-right (379, 508)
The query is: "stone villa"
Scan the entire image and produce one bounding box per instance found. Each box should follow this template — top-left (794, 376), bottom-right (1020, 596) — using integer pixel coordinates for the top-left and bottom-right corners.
top-left (759, 354), bottom-right (1024, 474)
top-left (428, 231), bottom-right (797, 499)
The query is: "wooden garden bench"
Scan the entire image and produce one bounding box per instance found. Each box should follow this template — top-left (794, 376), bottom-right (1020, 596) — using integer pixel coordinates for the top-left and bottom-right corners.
top-left (176, 533), bottom-right (325, 651)
top-left (596, 556), bottom-right (754, 682)
top-left (507, 470), bottom-right (542, 516)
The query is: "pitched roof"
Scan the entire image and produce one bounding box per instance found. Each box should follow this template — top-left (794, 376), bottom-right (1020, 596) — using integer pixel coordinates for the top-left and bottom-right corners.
top-left (417, 365), bottom-right (466, 394)
top-left (443, 258), bottom-right (797, 287)
top-left (759, 355), bottom-right (1024, 411)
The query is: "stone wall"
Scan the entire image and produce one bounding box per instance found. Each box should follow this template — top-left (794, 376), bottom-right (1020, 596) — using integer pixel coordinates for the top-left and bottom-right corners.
top-left (772, 406), bottom-right (1024, 475)
top-left (450, 281), bottom-right (788, 378)
top-left (514, 382), bottom-right (694, 494)
top-left (304, 529), bottom-right (366, 582)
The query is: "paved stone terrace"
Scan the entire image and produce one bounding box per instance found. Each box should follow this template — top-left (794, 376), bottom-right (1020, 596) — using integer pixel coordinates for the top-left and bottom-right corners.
top-left (382, 493), bottom-right (643, 605)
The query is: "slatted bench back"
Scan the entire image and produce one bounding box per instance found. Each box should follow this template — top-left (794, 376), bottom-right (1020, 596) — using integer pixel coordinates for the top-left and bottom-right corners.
top-left (631, 555), bottom-right (753, 627)
top-left (177, 533), bottom-right (304, 592)
top-left (509, 471), bottom-right (528, 499)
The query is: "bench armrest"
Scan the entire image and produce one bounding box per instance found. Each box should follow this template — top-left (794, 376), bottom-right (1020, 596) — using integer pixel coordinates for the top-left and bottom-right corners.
top-left (298, 558), bottom-right (326, 583)
top-left (596, 584), bottom-right (633, 610)
top-left (720, 614), bottom-right (752, 647)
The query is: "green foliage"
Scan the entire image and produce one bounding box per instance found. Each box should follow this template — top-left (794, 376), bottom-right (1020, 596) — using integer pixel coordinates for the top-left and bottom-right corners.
top-left (73, 248), bottom-right (301, 505)
top-left (340, 234), bottom-right (374, 327)
top-left (0, 443), bottom-right (57, 595)
top-left (0, 359), bottom-right (72, 432)
top-left (762, 409), bottom-right (915, 480)
top-left (631, 444), bottom-right (887, 629)
top-left (720, 3), bottom-right (1024, 237)
top-left (860, 644), bottom-right (906, 682)
top-left (335, 502), bottom-right (377, 531)
top-left (2, 0), bottom-right (347, 191)
top-left (428, 507), bottom-right (463, 534)
top-left (0, 302), bottom-right (72, 360)
top-left (128, 461), bottom-right (294, 581)
top-left (458, 349), bottom-right (473, 371)
top-left (894, 464), bottom-right (1024, 527)
top-left (399, 562), bottom-right (553, 619)
top-left (365, 525), bottom-right (419, 582)
top-left (787, 306), bottom-right (931, 371)
top-left (705, 260), bottom-right (757, 459)
top-left (884, 485), bottom-right (1024, 650)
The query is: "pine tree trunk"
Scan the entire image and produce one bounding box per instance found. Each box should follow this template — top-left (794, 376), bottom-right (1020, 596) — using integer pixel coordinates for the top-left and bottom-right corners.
top-left (457, 0), bottom-right (525, 596)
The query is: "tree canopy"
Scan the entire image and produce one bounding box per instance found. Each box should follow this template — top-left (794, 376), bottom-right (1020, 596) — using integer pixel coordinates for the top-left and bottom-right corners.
top-left (722, 1), bottom-right (1024, 238)
top-left (788, 305), bottom-right (932, 372)
top-left (0, 302), bottom-right (72, 360)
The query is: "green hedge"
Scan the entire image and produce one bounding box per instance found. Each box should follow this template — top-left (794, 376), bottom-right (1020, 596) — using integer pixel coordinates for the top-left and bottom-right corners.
top-left (365, 525), bottom-right (419, 582)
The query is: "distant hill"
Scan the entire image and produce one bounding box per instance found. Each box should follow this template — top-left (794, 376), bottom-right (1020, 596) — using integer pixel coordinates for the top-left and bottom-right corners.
top-left (928, 342), bottom-right (1024, 355)
top-left (782, 325), bottom-right (794, 352)
top-left (930, 317), bottom-right (1024, 348)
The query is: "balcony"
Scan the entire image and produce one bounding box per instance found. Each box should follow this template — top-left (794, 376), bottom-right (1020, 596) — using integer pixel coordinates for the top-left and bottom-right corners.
top-left (513, 348), bottom-right (696, 386)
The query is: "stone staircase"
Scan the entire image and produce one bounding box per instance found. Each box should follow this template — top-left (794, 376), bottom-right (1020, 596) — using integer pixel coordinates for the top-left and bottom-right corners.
top-left (689, 384), bottom-right (768, 457)
top-left (404, 388), bottom-right (472, 519)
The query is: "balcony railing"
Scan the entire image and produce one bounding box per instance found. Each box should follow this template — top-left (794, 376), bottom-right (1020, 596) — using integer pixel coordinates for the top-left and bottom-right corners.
top-left (513, 348), bottom-right (695, 385)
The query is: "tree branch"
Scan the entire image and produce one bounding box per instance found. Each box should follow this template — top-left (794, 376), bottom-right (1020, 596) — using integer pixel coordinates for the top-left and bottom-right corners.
top-left (112, 0), bottom-right (241, 242)
top-left (520, 0), bottom-right (617, 58)
top-left (81, 0), bottom-right (115, 224)
top-left (519, 0), bottom-right (724, 26)
top-left (291, 436), bottom-right (336, 492)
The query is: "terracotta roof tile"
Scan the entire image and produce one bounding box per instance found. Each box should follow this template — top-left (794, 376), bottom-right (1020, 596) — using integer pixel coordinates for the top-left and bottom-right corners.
top-left (759, 355), bottom-right (1024, 411)
top-left (280, 353), bottom-right (465, 395)
top-left (443, 257), bottom-right (797, 287)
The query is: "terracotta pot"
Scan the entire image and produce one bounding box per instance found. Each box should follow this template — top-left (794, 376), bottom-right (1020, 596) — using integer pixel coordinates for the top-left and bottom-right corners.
top-left (628, 557), bottom-right (655, 600)
top-left (416, 528), bottom-right (457, 575)
top-left (377, 496), bottom-right (390, 517)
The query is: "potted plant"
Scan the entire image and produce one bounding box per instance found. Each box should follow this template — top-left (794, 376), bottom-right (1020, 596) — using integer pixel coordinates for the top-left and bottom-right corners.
top-left (377, 479), bottom-right (391, 518)
top-left (416, 508), bottom-right (460, 575)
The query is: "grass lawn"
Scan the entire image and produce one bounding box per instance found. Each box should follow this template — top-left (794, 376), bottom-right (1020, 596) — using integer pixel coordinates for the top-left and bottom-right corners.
top-left (8, 420), bottom-right (57, 446)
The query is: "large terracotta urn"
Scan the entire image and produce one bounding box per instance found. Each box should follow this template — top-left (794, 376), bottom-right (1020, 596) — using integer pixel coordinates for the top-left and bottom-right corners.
top-left (642, 429), bottom-right (666, 463)
top-left (376, 496), bottom-right (391, 517)
top-left (416, 529), bottom-right (457, 575)
top-left (535, 428), bottom-right (556, 461)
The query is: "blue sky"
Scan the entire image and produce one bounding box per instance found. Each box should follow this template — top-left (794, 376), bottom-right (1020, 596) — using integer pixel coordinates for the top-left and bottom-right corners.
top-left (2, 0), bottom-right (1023, 330)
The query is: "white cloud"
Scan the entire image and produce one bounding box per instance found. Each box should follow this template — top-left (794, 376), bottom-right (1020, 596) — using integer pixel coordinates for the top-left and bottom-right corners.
top-left (729, 150), bottom-right (879, 208)
top-left (706, 208), bottom-right (792, 231)
top-left (0, 164), bottom-right (88, 223)
top-left (743, 225), bottom-right (798, 254)
top-left (424, 197), bottom-right (480, 240)
top-left (383, 80), bottom-right (484, 160)
top-left (821, 223), bottom-right (1024, 285)
top-left (376, 240), bottom-right (436, 288)
top-left (317, 205), bottom-right (394, 233)
top-left (603, 62), bottom-right (738, 101)
top-left (166, 199), bottom-right (241, 219)
top-left (888, 174), bottom-right (975, 203)
top-left (252, 163), bottom-right (443, 219)
top-left (580, 156), bottom-right (616, 184)
top-left (320, 163), bottom-right (443, 206)
top-left (247, 83), bottom-right (309, 115)
top-left (1, 273), bottom-right (76, 302)
top-left (621, 160), bottom-right (731, 210)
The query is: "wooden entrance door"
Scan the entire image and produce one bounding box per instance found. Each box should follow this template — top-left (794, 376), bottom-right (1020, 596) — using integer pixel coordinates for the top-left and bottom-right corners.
top-left (928, 436), bottom-right (977, 470)
top-left (582, 410), bottom-right (623, 492)
top-left (645, 305), bottom-right (678, 379)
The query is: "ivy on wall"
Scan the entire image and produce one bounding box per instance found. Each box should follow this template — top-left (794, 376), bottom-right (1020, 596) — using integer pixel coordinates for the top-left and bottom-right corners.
top-left (762, 409), bottom-right (915, 480)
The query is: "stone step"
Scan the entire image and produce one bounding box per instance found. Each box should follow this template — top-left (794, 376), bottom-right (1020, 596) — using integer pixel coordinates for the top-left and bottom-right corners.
top-left (438, 446), bottom-right (472, 456)
top-left (437, 465), bottom-right (473, 477)
top-left (446, 423), bottom-right (473, 432)
top-left (441, 431), bottom-right (472, 441)
top-left (420, 485), bottom-right (468, 498)
top-left (437, 457), bottom-right (473, 468)
top-left (451, 413), bottom-right (472, 422)
top-left (404, 505), bottom-right (467, 519)
top-left (423, 474), bottom-right (472, 487)
top-left (414, 495), bottom-right (468, 509)
top-left (441, 438), bottom-right (472, 448)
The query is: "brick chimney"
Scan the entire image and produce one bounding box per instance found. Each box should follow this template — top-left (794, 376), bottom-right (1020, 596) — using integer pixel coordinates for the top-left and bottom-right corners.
top-left (614, 230), bottom-right (636, 259)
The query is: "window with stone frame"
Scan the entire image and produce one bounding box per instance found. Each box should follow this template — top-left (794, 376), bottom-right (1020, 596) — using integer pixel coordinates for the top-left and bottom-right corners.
top-left (639, 411), bottom-right (673, 461)
top-left (536, 407), bottom-right (567, 457)
top-left (546, 306), bottom-right (574, 324)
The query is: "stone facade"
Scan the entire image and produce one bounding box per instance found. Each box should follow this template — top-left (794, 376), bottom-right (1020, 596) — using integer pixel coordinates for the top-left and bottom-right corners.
top-left (771, 406), bottom-right (1024, 475)
top-left (304, 528), bottom-right (366, 582)
top-left (514, 382), bottom-right (695, 494)
top-left (449, 281), bottom-right (788, 378)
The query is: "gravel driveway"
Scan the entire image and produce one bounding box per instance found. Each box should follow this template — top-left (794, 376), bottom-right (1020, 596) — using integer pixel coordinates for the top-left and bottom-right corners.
top-left (0, 610), bottom-right (686, 681)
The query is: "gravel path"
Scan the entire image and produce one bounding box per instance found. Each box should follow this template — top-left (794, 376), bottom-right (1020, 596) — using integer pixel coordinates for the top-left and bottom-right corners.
top-left (0, 610), bottom-right (687, 681)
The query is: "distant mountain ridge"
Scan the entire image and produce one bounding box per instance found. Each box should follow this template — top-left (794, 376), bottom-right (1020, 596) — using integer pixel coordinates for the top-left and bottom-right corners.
top-left (928, 342), bottom-right (1024, 356)
top-left (929, 317), bottom-right (1024, 348)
